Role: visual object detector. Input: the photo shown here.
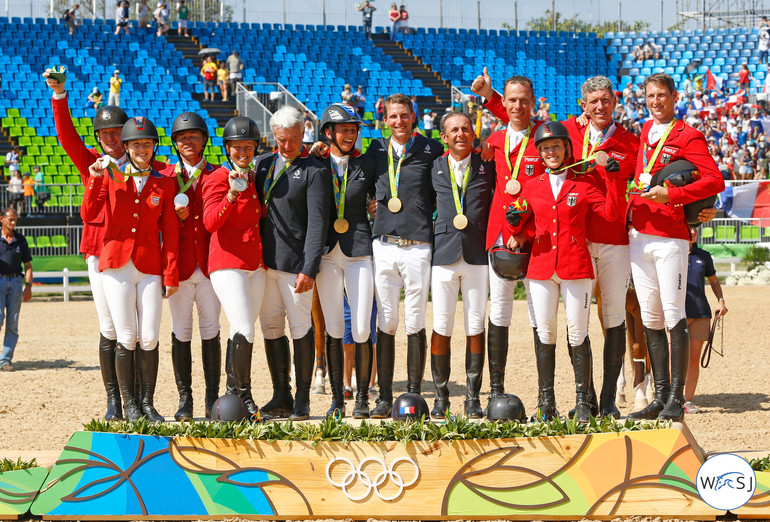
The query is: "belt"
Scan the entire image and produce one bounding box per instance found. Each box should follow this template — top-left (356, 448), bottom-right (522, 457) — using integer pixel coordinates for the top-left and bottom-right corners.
top-left (376, 235), bottom-right (426, 248)
top-left (0, 274), bottom-right (22, 278)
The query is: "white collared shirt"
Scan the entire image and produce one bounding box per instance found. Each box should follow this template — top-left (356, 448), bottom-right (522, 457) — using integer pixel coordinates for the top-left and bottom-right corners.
top-left (448, 154), bottom-right (471, 186)
top-left (133, 173), bottom-right (150, 194)
top-left (274, 153), bottom-right (291, 174)
top-left (330, 153), bottom-right (349, 178)
top-left (182, 158), bottom-right (206, 191)
top-left (390, 137), bottom-right (406, 157)
top-left (648, 121), bottom-right (672, 144)
top-left (506, 124), bottom-right (527, 150)
top-left (549, 171), bottom-right (568, 199)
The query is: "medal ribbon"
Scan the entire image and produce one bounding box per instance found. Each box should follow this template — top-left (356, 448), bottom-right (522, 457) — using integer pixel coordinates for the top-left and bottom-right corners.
top-left (330, 158), bottom-right (349, 220)
top-left (103, 159), bottom-right (147, 182)
top-left (263, 154), bottom-right (292, 205)
top-left (504, 122), bottom-right (533, 180)
top-left (547, 151), bottom-right (605, 175)
top-left (449, 161), bottom-right (470, 217)
top-left (581, 122), bottom-right (616, 172)
top-left (642, 119), bottom-right (677, 173)
top-left (387, 135), bottom-right (415, 199)
top-left (175, 159), bottom-right (206, 193)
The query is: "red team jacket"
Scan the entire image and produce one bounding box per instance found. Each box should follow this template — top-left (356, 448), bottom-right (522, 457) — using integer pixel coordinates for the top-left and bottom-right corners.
top-left (160, 162), bottom-right (217, 281)
top-left (562, 117), bottom-right (639, 245)
top-left (485, 121), bottom-right (544, 249)
top-left (81, 171), bottom-right (179, 287)
top-left (513, 169), bottom-right (625, 280)
top-left (629, 119), bottom-right (724, 241)
top-left (202, 167), bottom-right (264, 273)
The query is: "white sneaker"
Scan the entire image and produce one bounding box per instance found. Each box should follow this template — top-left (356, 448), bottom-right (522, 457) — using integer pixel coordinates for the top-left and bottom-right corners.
top-left (684, 401), bottom-right (700, 414)
top-left (633, 383), bottom-right (649, 411)
top-left (311, 368), bottom-right (326, 395)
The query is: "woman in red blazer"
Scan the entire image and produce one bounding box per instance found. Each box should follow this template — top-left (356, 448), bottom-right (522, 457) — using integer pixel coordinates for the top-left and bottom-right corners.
top-left (202, 116), bottom-right (265, 421)
top-left (508, 121), bottom-right (624, 423)
top-left (82, 116), bottom-right (179, 423)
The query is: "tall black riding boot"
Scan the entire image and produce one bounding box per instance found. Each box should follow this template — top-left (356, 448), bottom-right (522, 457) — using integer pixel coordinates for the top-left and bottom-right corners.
top-left (659, 319), bottom-right (690, 421)
top-left (116, 343), bottom-right (142, 422)
top-left (325, 335), bottom-right (346, 418)
top-left (567, 338), bottom-right (598, 418)
top-left (370, 329), bottom-right (395, 418)
top-left (464, 333), bottom-right (485, 419)
top-left (531, 342), bottom-right (557, 421)
top-left (99, 334), bottom-right (123, 420)
top-left (232, 333), bottom-right (260, 420)
top-left (201, 334), bottom-right (221, 419)
top-left (137, 346), bottom-right (165, 423)
top-left (430, 331), bottom-right (451, 419)
top-left (289, 329), bottom-right (315, 421)
top-left (225, 337), bottom-right (235, 395)
top-left (599, 323), bottom-right (626, 418)
top-left (407, 329), bottom-right (427, 394)
top-left (571, 337), bottom-right (594, 423)
top-left (487, 321), bottom-right (509, 398)
top-left (629, 327), bottom-right (670, 420)
top-left (171, 333), bottom-right (194, 421)
top-left (352, 336), bottom-right (373, 419)
top-left (261, 336), bottom-right (294, 418)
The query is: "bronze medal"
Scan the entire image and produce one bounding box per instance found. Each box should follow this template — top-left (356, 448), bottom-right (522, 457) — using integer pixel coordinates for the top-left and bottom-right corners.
top-left (505, 179), bottom-right (521, 195)
top-left (594, 151), bottom-right (609, 167)
top-left (388, 197), bottom-right (402, 213)
top-left (333, 218), bottom-right (349, 234)
top-left (453, 214), bottom-right (468, 230)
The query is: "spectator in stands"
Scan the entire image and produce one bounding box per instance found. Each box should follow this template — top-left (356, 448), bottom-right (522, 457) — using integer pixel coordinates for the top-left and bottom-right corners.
top-left (422, 109), bottom-right (433, 134)
top-left (644, 40), bottom-right (660, 60)
top-left (303, 117), bottom-right (315, 146)
top-left (352, 85), bottom-right (366, 118)
top-left (388, 3), bottom-right (400, 40)
top-left (341, 84), bottom-right (354, 104)
top-left (537, 96), bottom-right (550, 120)
top-left (108, 70), bottom-right (122, 106)
top-left (757, 29), bottom-right (769, 65)
top-left (22, 173), bottom-right (34, 214)
top-left (138, 0), bottom-right (149, 28)
top-left (682, 74), bottom-right (694, 98)
top-left (684, 228), bottom-right (726, 414)
top-left (32, 166), bottom-right (45, 211)
top-left (0, 208), bottom-right (33, 372)
top-left (177, 0), bottom-right (189, 37)
top-left (736, 63), bottom-right (754, 93)
top-left (115, 1), bottom-right (130, 36)
top-left (451, 92), bottom-right (463, 112)
top-left (227, 50), bottom-right (243, 97)
top-left (375, 95), bottom-right (384, 129)
top-left (759, 16), bottom-right (769, 33)
top-left (8, 172), bottom-right (23, 214)
top-left (63, 4), bottom-right (80, 36)
top-left (358, 1), bottom-right (376, 39)
top-left (411, 94), bottom-right (418, 115)
top-left (217, 63), bottom-right (229, 102)
top-left (154, 1), bottom-right (169, 36)
top-left (398, 4), bottom-right (409, 35)
top-left (5, 146), bottom-right (21, 180)
top-left (201, 56), bottom-right (218, 101)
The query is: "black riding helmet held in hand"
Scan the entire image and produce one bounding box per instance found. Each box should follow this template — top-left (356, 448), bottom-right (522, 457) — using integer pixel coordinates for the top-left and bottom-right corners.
top-left (222, 116), bottom-right (261, 168)
top-left (93, 105), bottom-right (129, 152)
top-left (319, 103), bottom-right (361, 155)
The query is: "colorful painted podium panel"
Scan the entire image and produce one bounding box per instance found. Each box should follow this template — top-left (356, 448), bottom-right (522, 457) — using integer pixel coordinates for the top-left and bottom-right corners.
top-left (734, 470), bottom-right (770, 518)
top-left (0, 467), bottom-right (49, 520)
top-left (30, 428), bottom-right (725, 519)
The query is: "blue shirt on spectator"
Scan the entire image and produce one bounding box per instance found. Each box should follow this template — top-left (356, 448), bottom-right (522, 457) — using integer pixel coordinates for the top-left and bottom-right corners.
top-left (686, 244), bottom-right (716, 319)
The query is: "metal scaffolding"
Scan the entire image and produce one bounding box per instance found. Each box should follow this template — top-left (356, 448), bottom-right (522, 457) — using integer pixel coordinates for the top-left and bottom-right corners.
top-left (677, 0), bottom-right (770, 30)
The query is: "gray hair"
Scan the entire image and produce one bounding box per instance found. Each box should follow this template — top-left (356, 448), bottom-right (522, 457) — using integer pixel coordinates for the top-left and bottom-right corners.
top-left (269, 106), bottom-right (303, 132)
top-left (581, 76), bottom-right (615, 102)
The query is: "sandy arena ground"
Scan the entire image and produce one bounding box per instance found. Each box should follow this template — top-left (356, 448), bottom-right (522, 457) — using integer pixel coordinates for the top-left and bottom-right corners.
top-left (0, 285), bottom-right (768, 460)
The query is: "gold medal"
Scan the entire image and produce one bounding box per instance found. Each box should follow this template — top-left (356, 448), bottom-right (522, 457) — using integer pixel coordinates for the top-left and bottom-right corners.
top-left (333, 218), bottom-right (349, 234)
top-left (505, 179), bottom-right (521, 195)
top-left (453, 214), bottom-right (468, 230)
top-left (388, 197), bottom-right (402, 213)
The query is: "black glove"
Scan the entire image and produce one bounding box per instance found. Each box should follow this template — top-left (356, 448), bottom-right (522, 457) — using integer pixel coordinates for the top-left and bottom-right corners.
top-left (505, 207), bottom-right (522, 227)
top-left (605, 157), bottom-right (620, 172)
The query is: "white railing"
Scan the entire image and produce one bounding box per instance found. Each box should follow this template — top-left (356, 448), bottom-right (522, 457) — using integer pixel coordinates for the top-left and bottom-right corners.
top-left (0, 184), bottom-right (83, 216)
top-left (17, 225), bottom-right (83, 257)
top-left (33, 269), bottom-right (90, 302)
top-left (698, 217), bottom-right (770, 245)
top-left (235, 82), bottom-right (274, 143)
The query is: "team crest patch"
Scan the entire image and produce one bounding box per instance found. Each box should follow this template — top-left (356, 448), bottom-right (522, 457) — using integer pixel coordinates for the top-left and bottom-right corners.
top-left (479, 164), bottom-right (485, 174)
top-left (567, 193), bottom-right (578, 207)
top-left (525, 164), bottom-right (535, 176)
top-left (151, 195), bottom-right (160, 206)
top-left (661, 153), bottom-right (671, 165)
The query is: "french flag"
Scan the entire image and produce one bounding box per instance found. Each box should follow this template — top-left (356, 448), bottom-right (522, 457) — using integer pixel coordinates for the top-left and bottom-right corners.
top-left (400, 406), bottom-right (415, 415)
top-left (721, 181), bottom-right (770, 219)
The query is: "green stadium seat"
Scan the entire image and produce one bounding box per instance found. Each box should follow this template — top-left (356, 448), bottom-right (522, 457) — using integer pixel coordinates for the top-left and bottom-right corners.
top-left (157, 127), bottom-right (167, 137)
top-left (31, 136), bottom-right (44, 146)
top-left (25, 236), bottom-right (35, 248)
top-left (73, 195), bottom-right (83, 206)
top-left (35, 236), bottom-right (51, 248)
top-left (764, 227), bottom-right (770, 238)
top-left (8, 126), bottom-right (22, 137)
top-left (14, 117), bottom-right (27, 126)
top-left (51, 235), bottom-right (68, 248)
top-left (17, 137), bottom-right (31, 147)
top-left (40, 145), bottom-right (54, 156)
top-left (49, 186), bottom-right (62, 196)
top-left (44, 137), bottom-right (57, 145)
top-left (715, 225), bottom-right (736, 242)
top-left (53, 175), bottom-right (67, 184)
top-left (49, 156), bottom-right (62, 165)
top-left (79, 117), bottom-right (92, 126)
top-left (7, 108), bottom-right (19, 118)
top-left (21, 156), bottom-right (34, 165)
top-left (700, 227), bottom-right (714, 239)
top-left (85, 136), bottom-right (97, 147)
top-left (215, 127), bottom-right (224, 137)
top-left (67, 175), bottom-right (80, 184)
top-left (363, 111), bottom-right (374, 120)
top-left (740, 225), bottom-right (760, 241)
top-left (22, 127), bottom-right (35, 136)
top-left (1, 117), bottom-right (13, 127)
top-left (160, 136), bottom-right (172, 146)
top-left (27, 146), bottom-right (40, 156)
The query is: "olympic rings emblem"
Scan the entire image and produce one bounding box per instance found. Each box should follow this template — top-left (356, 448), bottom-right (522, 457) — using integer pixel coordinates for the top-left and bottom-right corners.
top-left (325, 456), bottom-right (420, 501)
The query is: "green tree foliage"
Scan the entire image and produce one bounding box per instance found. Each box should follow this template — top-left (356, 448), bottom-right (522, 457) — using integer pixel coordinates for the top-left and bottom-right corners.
top-left (522, 9), bottom-right (649, 37)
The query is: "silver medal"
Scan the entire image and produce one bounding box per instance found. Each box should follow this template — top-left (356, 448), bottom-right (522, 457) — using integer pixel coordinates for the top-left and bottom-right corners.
top-left (174, 193), bottom-right (189, 207)
top-left (232, 177), bottom-right (248, 192)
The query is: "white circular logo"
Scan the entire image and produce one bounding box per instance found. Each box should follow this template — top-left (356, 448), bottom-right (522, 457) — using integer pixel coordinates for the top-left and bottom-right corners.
top-left (696, 453), bottom-right (756, 511)
top-left (325, 456), bottom-right (419, 501)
